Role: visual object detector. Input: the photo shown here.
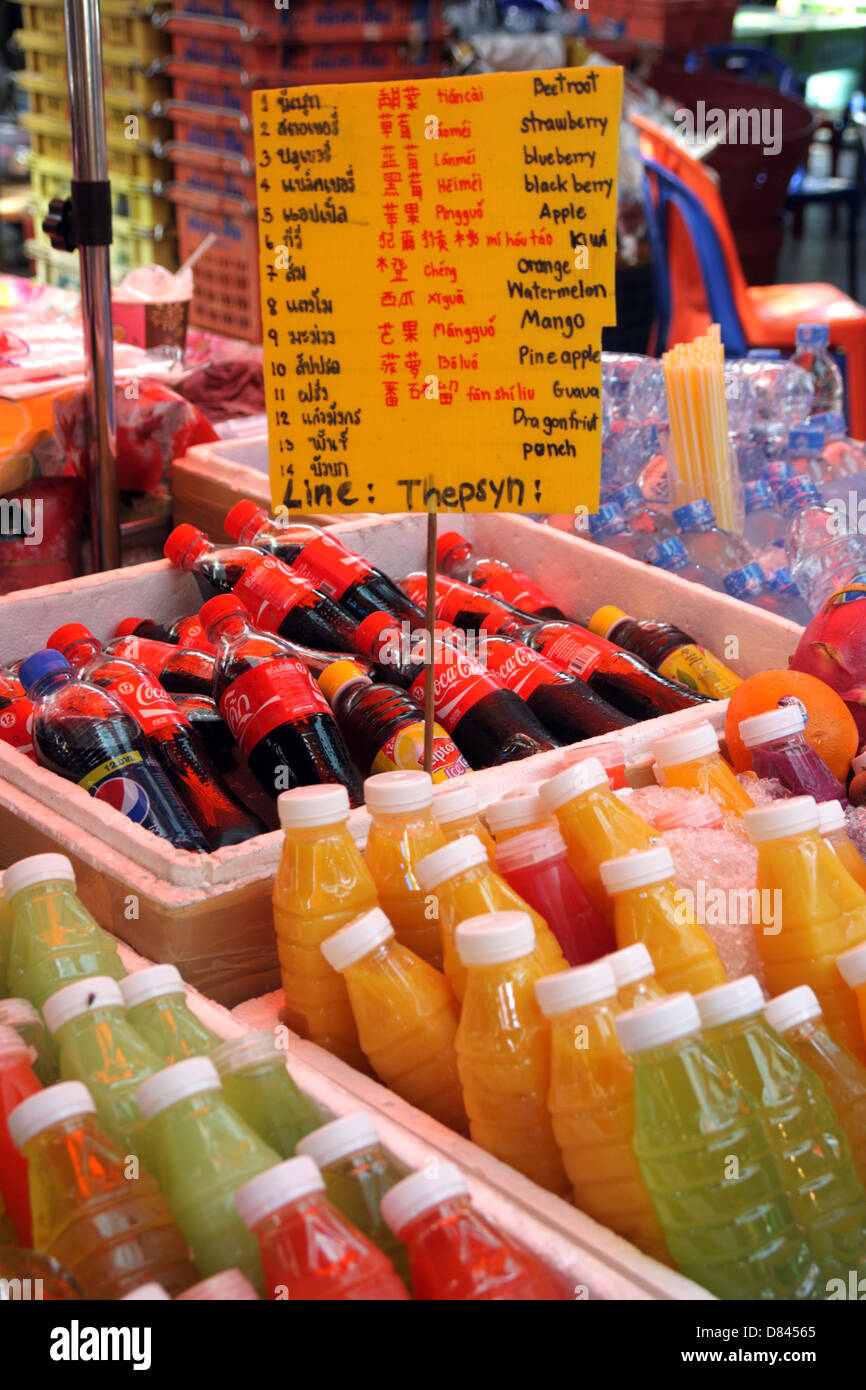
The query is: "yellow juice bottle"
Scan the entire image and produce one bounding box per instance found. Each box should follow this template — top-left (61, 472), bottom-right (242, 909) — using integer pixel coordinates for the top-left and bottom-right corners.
top-left (837, 942), bottom-right (866, 1058)
top-left (606, 943), bottom-right (666, 1010)
top-left (432, 781), bottom-right (496, 858)
top-left (535, 960), bottom-right (670, 1261)
top-left (744, 798), bottom-right (866, 1062)
top-left (818, 801), bottom-right (866, 894)
top-left (651, 721), bottom-right (754, 816)
top-left (272, 785), bottom-right (377, 1071)
top-left (538, 759), bottom-right (658, 929)
top-left (415, 835), bottom-right (566, 1002)
top-left (455, 911), bottom-right (569, 1195)
top-left (320, 907), bottom-right (467, 1132)
top-left (363, 770), bottom-right (446, 968)
top-left (486, 789), bottom-right (557, 844)
top-left (599, 846), bottom-right (727, 995)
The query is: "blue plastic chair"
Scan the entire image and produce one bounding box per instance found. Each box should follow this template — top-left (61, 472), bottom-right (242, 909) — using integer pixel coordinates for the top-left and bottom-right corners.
top-left (685, 43), bottom-right (803, 96)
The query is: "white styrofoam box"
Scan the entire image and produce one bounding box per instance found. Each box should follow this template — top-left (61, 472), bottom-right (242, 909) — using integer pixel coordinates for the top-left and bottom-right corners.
top-left (117, 940), bottom-right (712, 1301)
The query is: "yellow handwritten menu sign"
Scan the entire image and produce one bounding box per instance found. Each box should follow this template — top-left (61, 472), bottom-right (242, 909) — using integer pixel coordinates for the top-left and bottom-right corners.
top-left (253, 66), bottom-right (622, 515)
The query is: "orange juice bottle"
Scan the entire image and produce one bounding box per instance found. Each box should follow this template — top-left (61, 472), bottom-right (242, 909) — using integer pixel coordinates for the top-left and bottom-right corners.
top-left (362, 771), bottom-right (446, 968)
top-left (651, 721), bottom-right (754, 816)
top-left (431, 781), bottom-right (496, 857)
top-left (455, 911), bottom-right (569, 1195)
top-left (599, 846), bottom-right (727, 995)
top-left (606, 943), bottom-right (666, 1009)
top-left (272, 784), bottom-right (377, 1070)
top-left (485, 789), bottom-right (556, 844)
top-left (837, 942), bottom-right (866, 1057)
top-left (415, 835), bottom-right (566, 1002)
top-left (538, 759), bottom-right (658, 928)
top-left (744, 798), bottom-right (866, 1062)
top-left (818, 801), bottom-right (866, 894)
top-left (535, 960), bottom-right (670, 1261)
top-left (320, 907), bottom-right (467, 1131)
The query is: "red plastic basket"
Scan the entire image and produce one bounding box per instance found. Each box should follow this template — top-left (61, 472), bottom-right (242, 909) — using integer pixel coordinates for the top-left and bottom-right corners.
top-left (175, 195), bottom-right (261, 342)
top-left (162, 34), bottom-right (443, 84)
top-left (158, 0), bottom-right (443, 44)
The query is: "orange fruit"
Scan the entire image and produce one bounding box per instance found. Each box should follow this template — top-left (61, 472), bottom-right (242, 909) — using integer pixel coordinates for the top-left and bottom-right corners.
top-left (725, 669), bottom-right (858, 782)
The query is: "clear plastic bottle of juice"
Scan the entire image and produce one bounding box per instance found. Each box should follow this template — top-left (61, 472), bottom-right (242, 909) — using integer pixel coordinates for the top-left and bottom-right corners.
top-left (485, 789), bottom-right (557, 844)
top-left (321, 907), bottom-right (467, 1132)
top-left (455, 911), bottom-right (570, 1196)
top-left (211, 1031), bottom-right (321, 1157)
top-left (766, 984), bottom-right (866, 1190)
top-left (0, 887), bottom-right (11, 998)
top-left (0, 998), bottom-right (58, 1086)
top-left (651, 721), bottom-right (755, 817)
top-left (535, 962), bottom-right (670, 1262)
top-left (177, 1269), bottom-right (260, 1300)
top-left (600, 846), bottom-right (727, 994)
top-left (615, 993), bottom-right (823, 1300)
top-left (818, 801), bottom-right (866, 891)
top-left (432, 780), bottom-right (496, 857)
top-left (380, 1162), bottom-right (566, 1300)
top-left (697, 976), bottom-right (866, 1280)
top-left (136, 1057), bottom-right (281, 1292)
top-left (495, 825), bottom-right (615, 965)
top-left (837, 942), bottom-right (866, 1056)
top-left (538, 759), bottom-right (658, 928)
top-left (415, 835), bottom-right (566, 1001)
top-left (296, 1112), bottom-right (411, 1288)
top-left (272, 784), bottom-right (377, 1070)
top-left (235, 1155), bottom-right (410, 1300)
top-left (606, 943), bottom-right (666, 1009)
top-left (739, 707), bottom-right (847, 805)
top-left (362, 770), bottom-right (446, 968)
top-left (43, 976), bottom-right (163, 1173)
top-left (8, 1082), bottom-right (199, 1299)
top-left (744, 798), bottom-right (866, 1061)
top-left (4, 854), bottom-right (125, 1009)
top-left (120, 965), bottom-right (219, 1065)
top-left (0, 1024), bottom-right (42, 1245)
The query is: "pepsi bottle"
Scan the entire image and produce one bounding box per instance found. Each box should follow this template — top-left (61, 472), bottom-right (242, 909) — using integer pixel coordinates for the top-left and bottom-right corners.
top-left (18, 651), bottom-right (208, 852)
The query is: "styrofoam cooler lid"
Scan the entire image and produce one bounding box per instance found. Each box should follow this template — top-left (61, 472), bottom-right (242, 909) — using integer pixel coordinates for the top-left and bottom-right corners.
top-left (4, 853), bottom-right (75, 898)
top-left (234, 1155), bottom-right (324, 1230)
top-left (380, 1161), bottom-right (467, 1234)
top-left (7, 1081), bottom-right (95, 1150)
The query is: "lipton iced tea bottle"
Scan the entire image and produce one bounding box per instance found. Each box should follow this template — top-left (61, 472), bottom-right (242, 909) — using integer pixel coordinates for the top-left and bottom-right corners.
top-left (4, 854), bottom-right (125, 1010)
top-left (272, 784), bottom-right (377, 1070)
top-left (606, 943), bottom-right (666, 1010)
top-left (818, 800), bottom-right (866, 892)
top-left (119, 965), bottom-right (219, 1065)
top-left (321, 908), bottom-right (468, 1132)
top-left (415, 835), bottom-right (566, 1001)
top-left (535, 963), bottom-right (669, 1261)
top-left (651, 721), bottom-right (754, 817)
top-left (744, 798), bottom-right (866, 1061)
top-left (837, 943), bottom-right (866, 1056)
top-left (537, 760), bottom-right (658, 928)
top-left (0, 1024), bottom-right (42, 1245)
top-left (455, 911), bottom-right (570, 1195)
top-left (211, 1031), bottom-right (321, 1157)
top-left (485, 789), bottom-right (557, 844)
top-left (362, 771), bottom-right (447, 968)
top-left (600, 847), bottom-right (726, 995)
top-left (431, 780), bottom-right (496, 857)
top-left (8, 1082), bottom-right (199, 1298)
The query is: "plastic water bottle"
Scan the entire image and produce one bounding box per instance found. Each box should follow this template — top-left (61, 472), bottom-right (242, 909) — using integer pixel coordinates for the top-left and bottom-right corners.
top-left (672, 499), bottom-right (754, 573)
top-left (742, 480), bottom-right (786, 553)
top-left (765, 568), bottom-right (814, 626)
top-left (602, 352), bottom-right (654, 420)
top-left (738, 348), bottom-right (815, 428)
top-left (601, 422), bottom-right (662, 493)
top-left (787, 425), bottom-right (827, 483)
top-left (646, 537), bottom-right (726, 592)
top-left (723, 563), bottom-right (806, 622)
top-left (604, 482), bottom-right (677, 541)
top-left (629, 358), bottom-right (668, 424)
top-left (724, 362), bottom-right (758, 434)
top-left (816, 411), bottom-right (866, 479)
top-left (779, 476), bottom-right (866, 610)
top-left (762, 459), bottom-right (796, 497)
top-left (587, 504), bottom-right (653, 560)
top-left (732, 429), bottom-right (773, 483)
top-left (792, 324), bottom-right (845, 416)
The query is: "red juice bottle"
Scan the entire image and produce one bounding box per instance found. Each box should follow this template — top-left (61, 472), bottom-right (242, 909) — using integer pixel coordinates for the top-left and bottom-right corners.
top-left (234, 1155), bottom-right (410, 1301)
top-left (0, 1024), bottom-right (42, 1245)
top-left (380, 1162), bottom-right (565, 1300)
top-left (494, 826), bottom-right (615, 965)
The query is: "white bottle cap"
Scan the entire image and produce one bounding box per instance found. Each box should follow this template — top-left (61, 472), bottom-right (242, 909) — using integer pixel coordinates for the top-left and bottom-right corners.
top-left (320, 907), bottom-right (394, 973)
top-left (486, 791), bottom-right (543, 835)
top-left (433, 780), bottom-right (479, 825)
top-left (119, 964), bottom-right (185, 1010)
top-left (235, 1155), bottom-right (324, 1230)
top-left (495, 825), bottom-right (567, 875)
top-left (744, 796), bottom-right (819, 842)
top-left (599, 845), bottom-right (675, 894)
top-left (765, 985), bottom-right (822, 1034)
top-left (615, 993), bottom-right (701, 1055)
top-left (416, 834), bottom-right (488, 891)
top-left (739, 705), bottom-right (805, 747)
top-left (539, 758), bottom-right (609, 813)
top-left (4, 853), bottom-right (75, 899)
top-left (817, 800), bottom-right (847, 836)
top-left (380, 1161), bottom-right (467, 1235)
top-left (606, 943), bottom-right (656, 988)
top-left (177, 1270), bottom-right (260, 1301)
top-left (455, 910), bottom-right (535, 966)
top-left (296, 1112), bottom-right (380, 1169)
top-left (277, 784), bottom-right (349, 830)
top-left (695, 976), bottom-right (765, 1029)
top-left (121, 1283), bottom-right (171, 1301)
top-left (364, 769), bottom-right (433, 814)
top-left (136, 1056), bottom-right (220, 1120)
top-left (43, 976), bottom-right (124, 1037)
top-left (7, 1081), bottom-right (95, 1151)
top-left (837, 941), bottom-right (866, 988)
top-left (0, 1023), bottom-right (33, 1066)
top-left (534, 960), bottom-right (617, 1017)
top-left (651, 721), bottom-right (720, 769)
top-left (211, 1030), bottom-right (281, 1077)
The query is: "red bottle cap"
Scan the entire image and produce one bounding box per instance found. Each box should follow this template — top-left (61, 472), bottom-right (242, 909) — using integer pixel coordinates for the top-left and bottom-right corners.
top-left (224, 499), bottom-right (265, 542)
top-left (355, 611), bottom-right (402, 658)
top-left (436, 531), bottom-right (468, 565)
top-left (199, 594), bottom-right (250, 637)
top-left (164, 524), bottom-right (208, 569)
top-left (113, 617), bottom-right (146, 638)
top-left (47, 623), bottom-right (95, 652)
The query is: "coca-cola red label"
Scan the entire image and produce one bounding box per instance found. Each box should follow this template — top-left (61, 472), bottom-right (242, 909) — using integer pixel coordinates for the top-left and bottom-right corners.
top-left (483, 641), bottom-right (561, 698)
top-left (480, 570), bottom-right (555, 614)
top-left (410, 650), bottom-right (503, 732)
top-left (219, 658), bottom-right (332, 757)
top-left (174, 617), bottom-right (214, 653)
top-left (234, 555), bottom-right (317, 633)
top-left (0, 697), bottom-right (34, 757)
top-left (92, 662), bottom-right (186, 735)
top-left (289, 533), bottom-right (370, 601)
top-left (539, 627), bottom-right (616, 680)
top-left (111, 636), bottom-right (174, 676)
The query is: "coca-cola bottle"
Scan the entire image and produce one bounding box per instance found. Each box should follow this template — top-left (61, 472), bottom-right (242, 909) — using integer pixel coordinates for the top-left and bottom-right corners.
top-left (114, 617), bottom-right (173, 643)
top-left (201, 594), bottom-right (365, 805)
top-left (164, 524), bottom-right (360, 655)
top-left (18, 650), bottom-right (208, 852)
top-left (436, 531), bottom-right (566, 619)
top-left (224, 502), bottom-right (423, 626)
top-left (170, 693), bottom-right (281, 834)
top-left (115, 616), bottom-right (215, 652)
top-left (110, 631), bottom-right (215, 697)
top-left (401, 572), bottom-right (525, 636)
top-left (0, 673), bottom-right (35, 759)
top-left (47, 624), bottom-right (266, 850)
top-left (481, 636), bottom-right (634, 740)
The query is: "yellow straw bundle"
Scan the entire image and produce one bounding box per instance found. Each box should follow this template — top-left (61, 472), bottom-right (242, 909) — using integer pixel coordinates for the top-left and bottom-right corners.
top-left (662, 325), bottom-right (736, 530)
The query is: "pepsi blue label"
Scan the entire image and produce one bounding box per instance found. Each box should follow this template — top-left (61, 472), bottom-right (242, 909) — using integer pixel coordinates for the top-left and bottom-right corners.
top-left (79, 750), bottom-right (204, 846)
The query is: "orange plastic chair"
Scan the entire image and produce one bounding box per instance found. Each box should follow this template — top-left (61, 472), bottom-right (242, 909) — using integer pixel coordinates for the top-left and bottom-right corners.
top-left (631, 112), bottom-right (866, 440)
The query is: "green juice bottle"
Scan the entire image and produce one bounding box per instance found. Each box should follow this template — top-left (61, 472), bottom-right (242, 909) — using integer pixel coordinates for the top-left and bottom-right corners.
top-left (0, 887), bottom-right (11, 997)
top-left (136, 1056), bottom-right (280, 1293)
top-left (616, 992), bottom-right (823, 1300)
top-left (120, 965), bottom-right (219, 1065)
top-left (4, 854), bottom-right (124, 1010)
top-left (211, 1031), bottom-right (322, 1158)
top-left (296, 1112), bottom-right (412, 1290)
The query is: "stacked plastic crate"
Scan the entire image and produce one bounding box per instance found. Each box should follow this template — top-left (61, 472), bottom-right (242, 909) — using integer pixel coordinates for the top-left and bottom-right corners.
top-left (15, 0), bottom-right (177, 285)
top-left (152, 0), bottom-right (445, 342)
